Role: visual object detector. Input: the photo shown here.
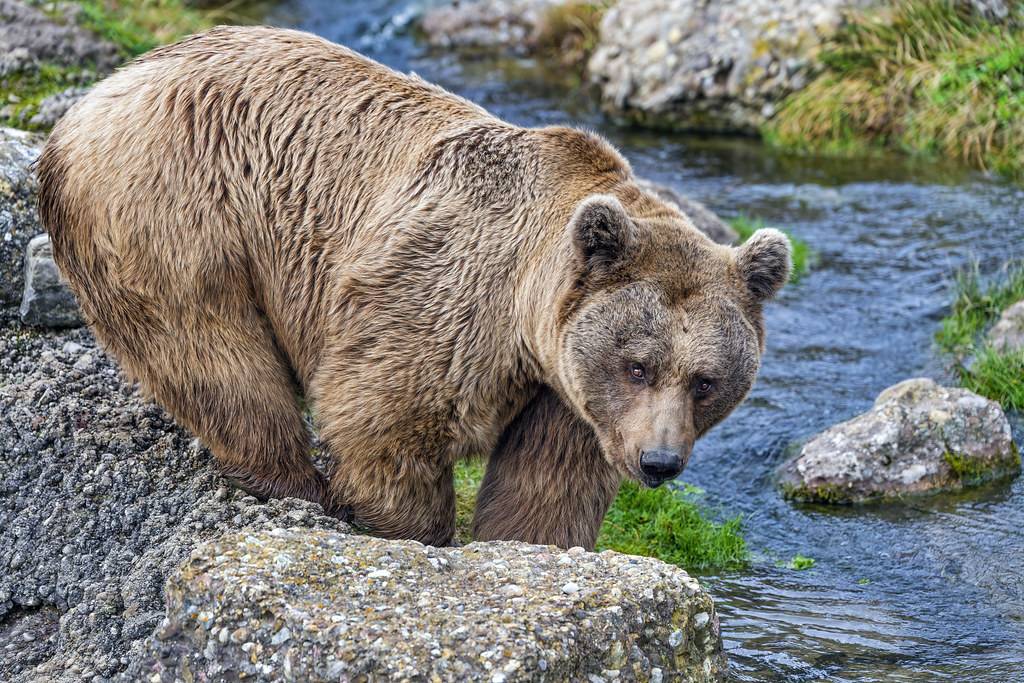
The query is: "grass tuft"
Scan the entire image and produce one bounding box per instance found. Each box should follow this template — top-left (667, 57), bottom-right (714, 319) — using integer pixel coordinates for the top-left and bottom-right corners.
top-left (727, 214), bottom-right (813, 282)
top-left (453, 461), bottom-right (749, 570)
top-left (765, 0), bottom-right (1024, 181)
top-left (534, 1), bottom-right (613, 70)
top-left (936, 259), bottom-right (1024, 411)
top-left (595, 480), bottom-right (749, 571)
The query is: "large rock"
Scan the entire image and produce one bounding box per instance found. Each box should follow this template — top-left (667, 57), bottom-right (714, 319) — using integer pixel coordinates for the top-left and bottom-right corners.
top-left (0, 126), bottom-right (43, 309)
top-left (0, 325), bottom-right (352, 681)
top-left (587, 0), bottom-right (877, 133)
top-left (19, 233), bottom-right (85, 328)
top-left (776, 378), bottom-right (1020, 503)
top-left (134, 528), bottom-right (727, 682)
top-left (988, 300), bottom-right (1024, 354)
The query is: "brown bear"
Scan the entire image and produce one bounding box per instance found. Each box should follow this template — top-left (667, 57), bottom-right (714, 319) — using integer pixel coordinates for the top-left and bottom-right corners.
top-left (38, 26), bottom-right (791, 549)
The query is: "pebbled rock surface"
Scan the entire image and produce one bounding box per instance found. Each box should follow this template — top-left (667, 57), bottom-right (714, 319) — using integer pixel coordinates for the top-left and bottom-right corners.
top-left (19, 233), bottom-right (85, 327)
top-left (637, 178), bottom-right (739, 245)
top-left (133, 528), bottom-right (727, 682)
top-left (0, 126), bottom-right (43, 310)
top-left (776, 378), bottom-right (1020, 503)
top-left (421, 0), bottom-right (566, 54)
top-left (987, 299), bottom-right (1024, 354)
top-left (588, 0), bottom-right (877, 133)
top-left (0, 325), bottom-right (352, 681)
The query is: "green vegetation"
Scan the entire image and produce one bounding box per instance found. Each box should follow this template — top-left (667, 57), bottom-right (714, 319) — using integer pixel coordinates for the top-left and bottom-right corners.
top-left (765, 0), bottom-right (1024, 182)
top-left (595, 480), bottom-right (749, 571)
top-left (936, 260), bottom-right (1024, 411)
top-left (535, 1), bottom-right (613, 70)
top-left (1, 0), bottom-right (244, 130)
top-left (779, 553), bottom-right (815, 570)
top-left (452, 461), bottom-right (749, 570)
top-left (728, 214), bottom-right (813, 283)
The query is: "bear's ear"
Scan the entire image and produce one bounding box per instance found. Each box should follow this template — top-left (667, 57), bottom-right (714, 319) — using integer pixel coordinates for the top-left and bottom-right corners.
top-left (569, 194), bottom-right (635, 274)
top-left (733, 228), bottom-right (792, 301)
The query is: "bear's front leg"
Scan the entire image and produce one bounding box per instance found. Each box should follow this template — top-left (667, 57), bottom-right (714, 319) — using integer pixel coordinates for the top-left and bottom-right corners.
top-left (473, 386), bottom-right (621, 550)
top-left (326, 454), bottom-right (458, 547)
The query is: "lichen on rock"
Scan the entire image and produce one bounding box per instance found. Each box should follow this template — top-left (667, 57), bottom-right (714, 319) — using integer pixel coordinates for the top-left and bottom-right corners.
top-left (776, 378), bottom-right (1020, 503)
top-left (134, 527), bottom-right (728, 682)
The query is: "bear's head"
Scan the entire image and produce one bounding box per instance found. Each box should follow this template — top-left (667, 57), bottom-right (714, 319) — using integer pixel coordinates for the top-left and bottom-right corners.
top-left (556, 194), bottom-right (791, 488)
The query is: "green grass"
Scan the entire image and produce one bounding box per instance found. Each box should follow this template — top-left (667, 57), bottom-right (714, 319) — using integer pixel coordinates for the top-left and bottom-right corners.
top-left (534, 1), bottom-right (613, 70)
top-left (595, 480), bottom-right (749, 571)
top-left (1, 1), bottom-right (244, 130)
top-left (452, 461), bottom-right (749, 570)
top-left (936, 260), bottom-right (1024, 411)
top-left (728, 214), bottom-right (813, 283)
top-left (764, 0), bottom-right (1024, 182)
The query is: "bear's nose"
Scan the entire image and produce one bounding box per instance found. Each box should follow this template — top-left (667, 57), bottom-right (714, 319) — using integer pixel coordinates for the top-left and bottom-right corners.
top-left (639, 449), bottom-right (684, 488)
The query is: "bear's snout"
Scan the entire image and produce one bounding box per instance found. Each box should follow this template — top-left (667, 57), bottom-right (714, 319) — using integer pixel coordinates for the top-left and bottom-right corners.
top-left (638, 449), bottom-right (685, 488)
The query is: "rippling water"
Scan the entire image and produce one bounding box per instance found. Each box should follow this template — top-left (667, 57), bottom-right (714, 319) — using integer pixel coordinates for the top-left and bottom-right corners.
top-left (267, 2), bottom-right (1024, 678)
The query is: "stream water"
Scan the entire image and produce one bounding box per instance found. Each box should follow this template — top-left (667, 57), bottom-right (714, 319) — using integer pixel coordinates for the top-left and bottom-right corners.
top-left (265, 2), bottom-right (1024, 679)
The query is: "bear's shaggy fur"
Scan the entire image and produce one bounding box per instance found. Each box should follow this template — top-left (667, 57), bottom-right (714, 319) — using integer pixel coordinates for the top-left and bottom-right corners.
top-left (38, 26), bottom-right (790, 548)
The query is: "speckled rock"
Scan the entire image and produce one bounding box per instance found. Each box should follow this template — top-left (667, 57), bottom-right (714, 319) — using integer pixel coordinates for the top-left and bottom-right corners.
top-left (0, 325), bottom-right (351, 681)
top-left (0, 126), bottom-right (44, 310)
top-left (988, 300), bottom-right (1024, 354)
top-left (134, 528), bottom-right (728, 682)
top-left (421, 0), bottom-right (567, 54)
top-left (776, 378), bottom-right (1020, 503)
top-left (19, 233), bottom-right (85, 328)
top-left (636, 179), bottom-right (739, 245)
top-left (588, 0), bottom-right (877, 132)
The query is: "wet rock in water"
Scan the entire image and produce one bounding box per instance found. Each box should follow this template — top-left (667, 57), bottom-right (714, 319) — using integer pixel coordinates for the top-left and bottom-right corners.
top-left (588, 0), bottom-right (876, 133)
top-left (19, 234), bottom-right (85, 328)
top-left (987, 300), bottom-right (1024, 353)
top-left (131, 528), bottom-right (728, 682)
top-left (637, 179), bottom-right (739, 245)
top-left (421, 0), bottom-right (566, 53)
top-left (0, 126), bottom-right (44, 311)
top-left (777, 378), bottom-right (1020, 503)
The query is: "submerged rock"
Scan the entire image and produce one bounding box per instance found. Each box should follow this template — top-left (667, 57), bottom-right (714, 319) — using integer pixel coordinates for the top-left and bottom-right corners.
top-left (777, 378), bottom-right (1020, 503)
top-left (133, 528), bottom-right (727, 682)
top-left (19, 234), bottom-right (85, 328)
top-left (987, 300), bottom-right (1024, 354)
top-left (637, 179), bottom-right (739, 245)
top-left (588, 0), bottom-right (876, 132)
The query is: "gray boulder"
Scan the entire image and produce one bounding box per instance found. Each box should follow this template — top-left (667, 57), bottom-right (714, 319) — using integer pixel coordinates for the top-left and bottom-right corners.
top-left (776, 378), bottom-right (1020, 503)
top-left (588, 0), bottom-right (876, 133)
top-left (0, 126), bottom-right (43, 310)
top-left (988, 300), bottom-right (1024, 354)
top-left (134, 529), bottom-right (727, 682)
top-left (421, 0), bottom-right (566, 53)
top-left (637, 179), bottom-right (739, 245)
top-left (19, 233), bottom-right (85, 328)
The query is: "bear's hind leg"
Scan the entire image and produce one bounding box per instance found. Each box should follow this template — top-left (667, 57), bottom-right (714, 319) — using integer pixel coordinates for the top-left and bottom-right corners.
top-left (472, 387), bottom-right (621, 550)
top-left (92, 299), bottom-right (330, 510)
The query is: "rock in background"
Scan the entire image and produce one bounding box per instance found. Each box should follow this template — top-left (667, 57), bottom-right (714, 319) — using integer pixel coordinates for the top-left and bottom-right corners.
top-left (135, 529), bottom-right (727, 682)
top-left (988, 300), bottom-right (1024, 353)
top-left (776, 378), bottom-right (1020, 503)
top-left (420, 0), bottom-right (565, 53)
top-left (588, 0), bottom-right (878, 133)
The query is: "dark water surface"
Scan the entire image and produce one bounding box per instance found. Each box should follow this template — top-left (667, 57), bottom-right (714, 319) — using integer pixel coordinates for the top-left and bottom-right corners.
top-left (267, 2), bottom-right (1024, 679)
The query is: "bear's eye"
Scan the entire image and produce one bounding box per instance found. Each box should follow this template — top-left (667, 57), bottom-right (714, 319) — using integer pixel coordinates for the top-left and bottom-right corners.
top-left (695, 378), bottom-right (713, 397)
top-left (629, 363), bottom-right (647, 382)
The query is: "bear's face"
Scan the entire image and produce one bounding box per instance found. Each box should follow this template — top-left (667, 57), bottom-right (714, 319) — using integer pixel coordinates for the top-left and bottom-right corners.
top-left (557, 195), bottom-right (791, 488)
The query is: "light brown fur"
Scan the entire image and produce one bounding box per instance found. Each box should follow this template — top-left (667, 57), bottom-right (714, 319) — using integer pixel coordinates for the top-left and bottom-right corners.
top-left (38, 26), bottom-right (790, 548)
